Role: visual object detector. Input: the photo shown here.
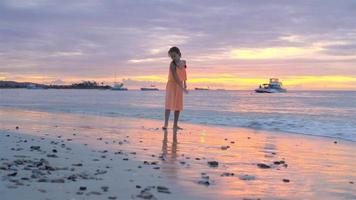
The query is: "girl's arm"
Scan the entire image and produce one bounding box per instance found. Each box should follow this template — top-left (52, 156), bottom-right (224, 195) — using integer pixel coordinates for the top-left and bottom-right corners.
top-left (170, 63), bottom-right (185, 90)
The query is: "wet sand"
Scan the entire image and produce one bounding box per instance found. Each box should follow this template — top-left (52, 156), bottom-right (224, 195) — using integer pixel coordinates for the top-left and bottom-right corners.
top-left (0, 108), bottom-right (355, 200)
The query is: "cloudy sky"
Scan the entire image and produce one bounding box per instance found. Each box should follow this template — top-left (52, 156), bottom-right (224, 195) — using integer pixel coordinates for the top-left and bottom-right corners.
top-left (1, 0), bottom-right (356, 89)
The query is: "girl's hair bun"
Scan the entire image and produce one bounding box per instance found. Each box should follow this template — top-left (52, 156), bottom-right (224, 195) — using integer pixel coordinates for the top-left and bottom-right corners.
top-left (168, 46), bottom-right (181, 56)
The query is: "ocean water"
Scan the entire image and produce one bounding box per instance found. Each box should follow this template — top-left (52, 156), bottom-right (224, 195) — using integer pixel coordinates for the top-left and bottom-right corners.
top-left (0, 89), bottom-right (355, 141)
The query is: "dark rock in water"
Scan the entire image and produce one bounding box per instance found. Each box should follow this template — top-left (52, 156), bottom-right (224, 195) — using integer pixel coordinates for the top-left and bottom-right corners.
top-left (47, 154), bottom-right (58, 158)
top-left (38, 188), bottom-right (47, 193)
top-left (108, 196), bottom-right (117, 200)
top-left (38, 178), bottom-right (48, 182)
top-left (207, 161), bottom-right (219, 168)
top-left (123, 158), bottom-right (129, 161)
top-left (273, 161), bottom-right (285, 165)
top-left (67, 174), bottom-right (77, 181)
top-left (239, 174), bottom-right (256, 181)
top-left (136, 185), bottom-right (142, 188)
top-left (282, 179), bottom-right (290, 183)
top-left (349, 181), bottom-right (354, 184)
top-left (257, 163), bottom-right (271, 169)
top-left (137, 191), bottom-right (154, 199)
top-left (198, 180), bottom-right (210, 186)
top-left (30, 146), bottom-right (41, 151)
top-left (51, 178), bottom-right (65, 183)
top-left (7, 172), bottom-right (17, 176)
top-left (153, 166), bottom-right (160, 170)
top-left (220, 146), bottom-right (230, 150)
top-left (16, 126), bottom-right (19, 130)
top-left (221, 172), bottom-right (234, 177)
top-left (157, 186), bottom-right (170, 194)
top-left (87, 191), bottom-right (102, 195)
top-left (334, 141), bottom-right (338, 144)
top-left (72, 163), bottom-right (83, 167)
top-left (52, 149), bottom-right (58, 153)
top-left (101, 186), bottom-right (109, 192)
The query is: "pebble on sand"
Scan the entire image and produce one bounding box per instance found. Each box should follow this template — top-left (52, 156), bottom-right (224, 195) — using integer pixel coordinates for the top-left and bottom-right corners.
top-left (79, 186), bottom-right (87, 191)
top-left (239, 174), bottom-right (256, 181)
top-left (157, 186), bottom-right (171, 194)
top-left (207, 161), bottom-right (219, 168)
top-left (257, 163), bottom-right (271, 169)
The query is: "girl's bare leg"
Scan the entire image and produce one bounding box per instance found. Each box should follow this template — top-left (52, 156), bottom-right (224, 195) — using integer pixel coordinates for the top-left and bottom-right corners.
top-left (173, 110), bottom-right (182, 129)
top-left (162, 109), bottom-right (170, 129)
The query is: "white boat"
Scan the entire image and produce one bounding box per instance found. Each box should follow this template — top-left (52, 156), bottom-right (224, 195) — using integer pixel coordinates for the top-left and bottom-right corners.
top-left (26, 84), bottom-right (46, 89)
top-left (141, 85), bottom-right (159, 91)
top-left (111, 82), bottom-right (128, 91)
top-left (195, 87), bottom-right (209, 90)
top-left (255, 78), bottom-right (287, 93)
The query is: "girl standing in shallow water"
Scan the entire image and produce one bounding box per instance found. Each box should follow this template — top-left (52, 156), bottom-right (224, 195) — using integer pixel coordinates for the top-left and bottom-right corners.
top-left (163, 46), bottom-right (188, 130)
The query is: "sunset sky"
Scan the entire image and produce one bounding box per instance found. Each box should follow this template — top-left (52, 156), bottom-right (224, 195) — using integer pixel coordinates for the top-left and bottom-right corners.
top-left (0, 0), bottom-right (356, 90)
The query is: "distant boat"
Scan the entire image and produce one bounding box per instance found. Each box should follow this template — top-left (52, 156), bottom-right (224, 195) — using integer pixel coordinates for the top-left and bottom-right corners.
top-left (111, 82), bottom-right (128, 91)
top-left (141, 85), bottom-right (159, 91)
top-left (255, 78), bottom-right (287, 93)
top-left (195, 87), bottom-right (209, 90)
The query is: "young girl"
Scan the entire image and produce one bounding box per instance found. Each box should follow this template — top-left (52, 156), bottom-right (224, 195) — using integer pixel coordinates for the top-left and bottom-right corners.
top-left (163, 47), bottom-right (188, 130)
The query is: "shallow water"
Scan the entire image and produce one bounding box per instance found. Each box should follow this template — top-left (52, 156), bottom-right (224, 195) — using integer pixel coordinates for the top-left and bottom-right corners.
top-left (0, 89), bottom-right (355, 141)
top-left (1, 109), bottom-right (355, 200)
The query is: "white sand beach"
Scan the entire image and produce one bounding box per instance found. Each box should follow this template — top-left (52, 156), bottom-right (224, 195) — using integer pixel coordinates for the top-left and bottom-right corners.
top-left (0, 108), bottom-right (355, 200)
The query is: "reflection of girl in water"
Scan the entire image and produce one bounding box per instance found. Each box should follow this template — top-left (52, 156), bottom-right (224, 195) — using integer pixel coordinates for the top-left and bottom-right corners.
top-left (161, 129), bottom-right (178, 162)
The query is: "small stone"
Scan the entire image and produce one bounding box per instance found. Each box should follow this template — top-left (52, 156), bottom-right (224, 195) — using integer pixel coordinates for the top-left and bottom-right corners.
top-left (108, 196), bottom-right (117, 200)
top-left (207, 161), bottom-right (219, 167)
top-left (157, 186), bottom-right (170, 194)
top-left (349, 181), bottom-right (354, 184)
top-left (51, 178), bottom-right (65, 183)
top-left (7, 172), bottom-right (17, 177)
top-left (72, 163), bottom-right (83, 167)
top-left (220, 146), bottom-right (230, 150)
top-left (137, 191), bottom-right (154, 199)
top-left (101, 186), bottom-right (109, 192)
top-left (52, 149), bottom-right (58, 153)
top-left (136, 185), bottom-right (141, 189)
top-left (221, 172), bottom-right (234, 177)
top-left (283, 179), bottom-right (290, 183)
top-left (30, 146), bottom-right (41, 150)
top-left (198, 180), bottom-right (210, 186)
top-left (239, 174), bottom-right (256, 181)
top-left (334, 141), bottom-right (338, 144)
top-left (87, 191), bottom-right (101, 195)
top-left (38, 188), bottom-right (47, 193)
top-left (79, 186), bottom-right (87, 191)
top-left (257, 163), bottom-right (271, 169)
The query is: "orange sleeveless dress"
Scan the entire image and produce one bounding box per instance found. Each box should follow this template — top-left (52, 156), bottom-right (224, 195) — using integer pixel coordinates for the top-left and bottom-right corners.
top-left (165, 63), bottom-right (187, 111)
